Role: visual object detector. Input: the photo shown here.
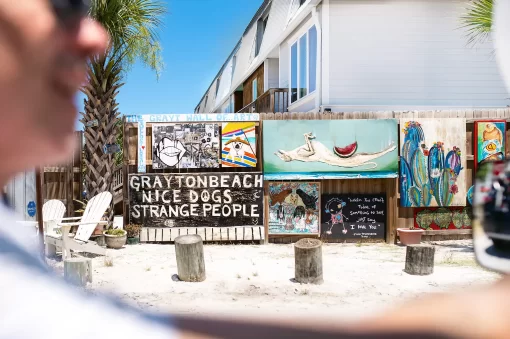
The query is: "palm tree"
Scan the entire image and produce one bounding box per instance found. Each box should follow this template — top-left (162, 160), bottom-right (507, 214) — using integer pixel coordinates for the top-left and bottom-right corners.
top-left (81, 0), bottom-right (165, 218)
top-left (460, 0), bottom-right (494, 45)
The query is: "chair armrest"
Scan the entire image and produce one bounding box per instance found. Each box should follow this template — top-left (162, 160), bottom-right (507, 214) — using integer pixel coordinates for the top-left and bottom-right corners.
top-left (15, 221), bottom-right (38, 227)
top-left (60, 217), bottom-right (83, 221)
top-left (56, 221), bottom-right (108, 227)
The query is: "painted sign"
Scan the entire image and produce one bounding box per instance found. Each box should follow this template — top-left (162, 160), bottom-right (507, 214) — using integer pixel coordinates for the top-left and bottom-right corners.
top-left (321, 194), bottom-right (386, 240)
top-left (128, 114), bottom-right (260, 173)
top-left (221, 122), bottom-right (257, 168)
top-left (414, 207), bottom-right (473, 230)
top-left (103, 143), bottom-right (121, 154)
top-left (400, 119), bottom-right (466, 207)
top-left (474, 120), bottom-right (506, 172)
top-left (263, 119), bottom-right (398, 180)
top-left (268, 182), bottom-right (320, 235)
top-left (152, 123), bottom-right (220, 169)
top-left (129, 173), bottom-right (263, 227)
top-left (27, 201), bottom-right (36, 218)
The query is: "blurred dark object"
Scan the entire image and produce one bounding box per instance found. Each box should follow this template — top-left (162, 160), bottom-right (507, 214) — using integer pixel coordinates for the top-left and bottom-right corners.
top-left (51, 0), bottom-right (91, 25)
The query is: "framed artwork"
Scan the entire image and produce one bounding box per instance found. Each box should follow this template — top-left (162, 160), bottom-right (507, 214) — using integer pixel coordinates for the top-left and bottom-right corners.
top-left (474, 120), bottom-right (506, 172)
top-left (221, 122), bottom-right (257, 168)
top-left (267, 182), bottom-right (320, 235)
top-left (152, 123), bottom-right (220, 169)
top-left (400, 119), bottom-right (466, 207)
top-left (263, 119), bottom-right (398, 180)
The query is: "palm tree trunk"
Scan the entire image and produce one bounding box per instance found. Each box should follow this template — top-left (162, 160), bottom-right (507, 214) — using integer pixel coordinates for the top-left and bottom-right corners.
top-left (81, 57), bottom-right (123, 221)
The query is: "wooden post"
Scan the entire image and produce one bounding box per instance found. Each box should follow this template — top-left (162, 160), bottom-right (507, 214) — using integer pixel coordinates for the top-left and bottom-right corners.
top-left (64, 258), bottom-right (93, 286)
top-left (175, 235), bottom-right (206, 282)
top-left (294, 238), bottom-right (323, 285)
top-left (404, 244), bottom-right (435, 275)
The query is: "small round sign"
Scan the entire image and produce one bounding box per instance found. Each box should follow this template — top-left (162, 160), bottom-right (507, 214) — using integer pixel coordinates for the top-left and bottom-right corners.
top-left (27, 201), bottom-right (36, 217)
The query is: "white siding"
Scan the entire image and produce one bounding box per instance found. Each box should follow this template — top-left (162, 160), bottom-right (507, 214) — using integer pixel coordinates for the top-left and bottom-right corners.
top-left (327, 0), bottom-right (509, 108)
top-left (214, 57), bottom-right (234, 108)
top-left (5, 170), bottom-right (37, 221)
top-left (265, 58), bottom-right (280, 90)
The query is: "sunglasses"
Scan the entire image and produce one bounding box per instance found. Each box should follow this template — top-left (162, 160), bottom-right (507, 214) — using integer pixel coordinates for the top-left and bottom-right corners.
top-left (50, 0), bottom-right (91, 25)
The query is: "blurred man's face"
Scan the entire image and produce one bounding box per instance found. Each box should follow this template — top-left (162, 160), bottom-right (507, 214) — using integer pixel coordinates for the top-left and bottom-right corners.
top-left (0, 1), bottom-right (106, 177)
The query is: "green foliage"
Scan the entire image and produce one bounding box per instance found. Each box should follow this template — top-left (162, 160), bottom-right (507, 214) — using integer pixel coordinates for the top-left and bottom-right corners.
top-left (114, 119), bottom-right (123, 167)
top-left (105, 229), bottom-right (126, 236)
top-left (125, 224), bottom-right (142, 238)
top-left (90, 0), bottom-right (166, 78)
top-left (460, 0), bottom-right (494, 45)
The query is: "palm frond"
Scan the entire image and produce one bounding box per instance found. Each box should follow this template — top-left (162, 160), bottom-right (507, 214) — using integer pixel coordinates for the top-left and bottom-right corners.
top-left (90, 0), bottom-right (166, 78)
top-left (460, 0), bottom-right (494, 45)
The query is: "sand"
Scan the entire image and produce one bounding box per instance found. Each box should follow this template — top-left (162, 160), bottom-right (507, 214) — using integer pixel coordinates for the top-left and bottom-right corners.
top-left (48, 240), bottom-right (501, 321)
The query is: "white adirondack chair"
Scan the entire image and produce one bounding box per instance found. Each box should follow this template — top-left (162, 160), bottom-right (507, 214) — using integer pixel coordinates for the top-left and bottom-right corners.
top-left (45, 192), bottom-right (112, 259)
top-left (16, 200), bottom-right (66, 244)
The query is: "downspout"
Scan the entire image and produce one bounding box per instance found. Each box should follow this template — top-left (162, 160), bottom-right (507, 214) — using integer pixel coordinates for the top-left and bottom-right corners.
top-left (312, 5), bottom-right (322, 112)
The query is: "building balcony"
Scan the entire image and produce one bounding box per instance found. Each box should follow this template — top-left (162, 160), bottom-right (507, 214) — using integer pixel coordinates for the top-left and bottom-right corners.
top-left (237, 88), bottom-right (289, 113)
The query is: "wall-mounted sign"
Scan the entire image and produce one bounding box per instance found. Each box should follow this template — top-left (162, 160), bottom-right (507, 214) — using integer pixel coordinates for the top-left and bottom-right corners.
top-left (129, 172), bottom-right (263, 228)
top-left (321, 194), bottom-right (386, 240)
top-left (126, 114), bottom-right (260, 173)
top-left (27, 201), bottom-right (36, 218)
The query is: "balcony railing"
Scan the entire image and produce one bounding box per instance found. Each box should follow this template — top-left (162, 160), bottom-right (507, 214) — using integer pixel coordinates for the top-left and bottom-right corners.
top-left (237, 88), bottom-right (289, 113)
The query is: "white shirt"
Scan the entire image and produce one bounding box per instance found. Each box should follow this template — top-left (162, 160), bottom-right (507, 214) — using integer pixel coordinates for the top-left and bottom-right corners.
top-left (0, 204), bottom-right (176, 339)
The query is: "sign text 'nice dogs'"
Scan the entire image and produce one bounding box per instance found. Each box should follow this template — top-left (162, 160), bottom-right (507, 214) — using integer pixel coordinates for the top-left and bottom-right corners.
top-left (129, 173), bottom-right (263, 228)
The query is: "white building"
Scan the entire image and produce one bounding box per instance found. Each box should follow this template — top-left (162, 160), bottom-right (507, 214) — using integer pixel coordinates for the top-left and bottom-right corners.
top-left (195, 0), bottom-right (509, 114)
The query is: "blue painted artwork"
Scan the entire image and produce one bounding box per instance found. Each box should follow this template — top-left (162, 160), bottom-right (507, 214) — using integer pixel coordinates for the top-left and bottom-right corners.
top-left (399, 119), bottom-right (466, 207)
top-left (27, 201), bottom-right (36, 217)
top-left (263, 120), bottom-right (398, 180)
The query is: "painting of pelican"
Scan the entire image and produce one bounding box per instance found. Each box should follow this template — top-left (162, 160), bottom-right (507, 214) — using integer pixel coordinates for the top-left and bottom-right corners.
top-left (263, 119), bottom-right (399, 180)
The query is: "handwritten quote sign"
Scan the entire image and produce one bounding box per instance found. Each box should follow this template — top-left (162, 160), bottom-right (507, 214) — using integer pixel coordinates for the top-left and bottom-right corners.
top-left (129, 173), bottom-right (263, 228)
top-left (321, 194), bottom-right (386, 239)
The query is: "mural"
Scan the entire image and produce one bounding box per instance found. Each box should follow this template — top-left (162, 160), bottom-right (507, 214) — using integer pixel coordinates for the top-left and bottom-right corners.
top-left (152, 123), bottom-right (219, 169)
top-left (268, 182), bottom-right (320, 235)
top-left (221, 122), bottom-right (257, 168)
top-left (474, 120), bottom-right (506, 172)
top-left (400, 119), bottom-right (466, 207)
top-left (263, 120), bottom-right (398, 180)
top-left (414, 207), bottom-right (473, 230)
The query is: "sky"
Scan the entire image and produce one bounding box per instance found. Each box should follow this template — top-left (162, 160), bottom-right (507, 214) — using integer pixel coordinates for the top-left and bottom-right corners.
top-left (76, 0), bottom-right (263, 130)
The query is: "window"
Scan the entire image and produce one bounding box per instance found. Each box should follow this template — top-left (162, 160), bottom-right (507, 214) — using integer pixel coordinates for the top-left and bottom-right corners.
top-left (308, 26), bottom-right (317, 93)
top-left (204, 95), bottom-right (208, 110)
top-left (255, 14), bottom-right (269, 56)
top-left (215, 78), bottom-right (221, 98)
top-left (231, 54), bottom-right (237, 82)
top-left (291, 44), bottom-right (298, 102)
top-left (290, 25), bottom-right (317, 103)
top-left (252, 78), bottom-right (258, 101)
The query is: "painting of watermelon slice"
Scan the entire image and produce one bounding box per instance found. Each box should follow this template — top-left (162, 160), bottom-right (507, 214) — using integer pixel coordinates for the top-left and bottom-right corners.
top-left (333, 142), bottom-right (358, 158)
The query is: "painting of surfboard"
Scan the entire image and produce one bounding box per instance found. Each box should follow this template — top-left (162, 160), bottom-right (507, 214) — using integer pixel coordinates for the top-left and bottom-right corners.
top-left (263, 119), bottom-right (398, 180)
top-left (221, 122), bottom-right (257, 168)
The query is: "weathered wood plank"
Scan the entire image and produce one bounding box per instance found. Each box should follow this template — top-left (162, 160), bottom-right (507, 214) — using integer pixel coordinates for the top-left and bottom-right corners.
top-left (196, 227), bottom-right (206, 241)
top-left (140, 228), bottom-right (149, 242)
top-left (253, 226), bottom-right (262, 241)
top-left (162, 228), bottom-right (171, 242)
top-left (423, 229), bottom-right (472, 236)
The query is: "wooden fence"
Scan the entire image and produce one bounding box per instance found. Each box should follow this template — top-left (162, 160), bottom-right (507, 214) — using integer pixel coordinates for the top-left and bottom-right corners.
top-left (123, 108), bottom-right (510, 244)
top-left (41, 131), bottom-right (83, 217)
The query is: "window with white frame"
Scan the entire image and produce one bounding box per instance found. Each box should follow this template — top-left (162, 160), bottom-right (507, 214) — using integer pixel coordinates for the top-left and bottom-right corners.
top-left (252, 78), bottom-right (258, 101)
top-left (290, 25), bottom-right (317, 103)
